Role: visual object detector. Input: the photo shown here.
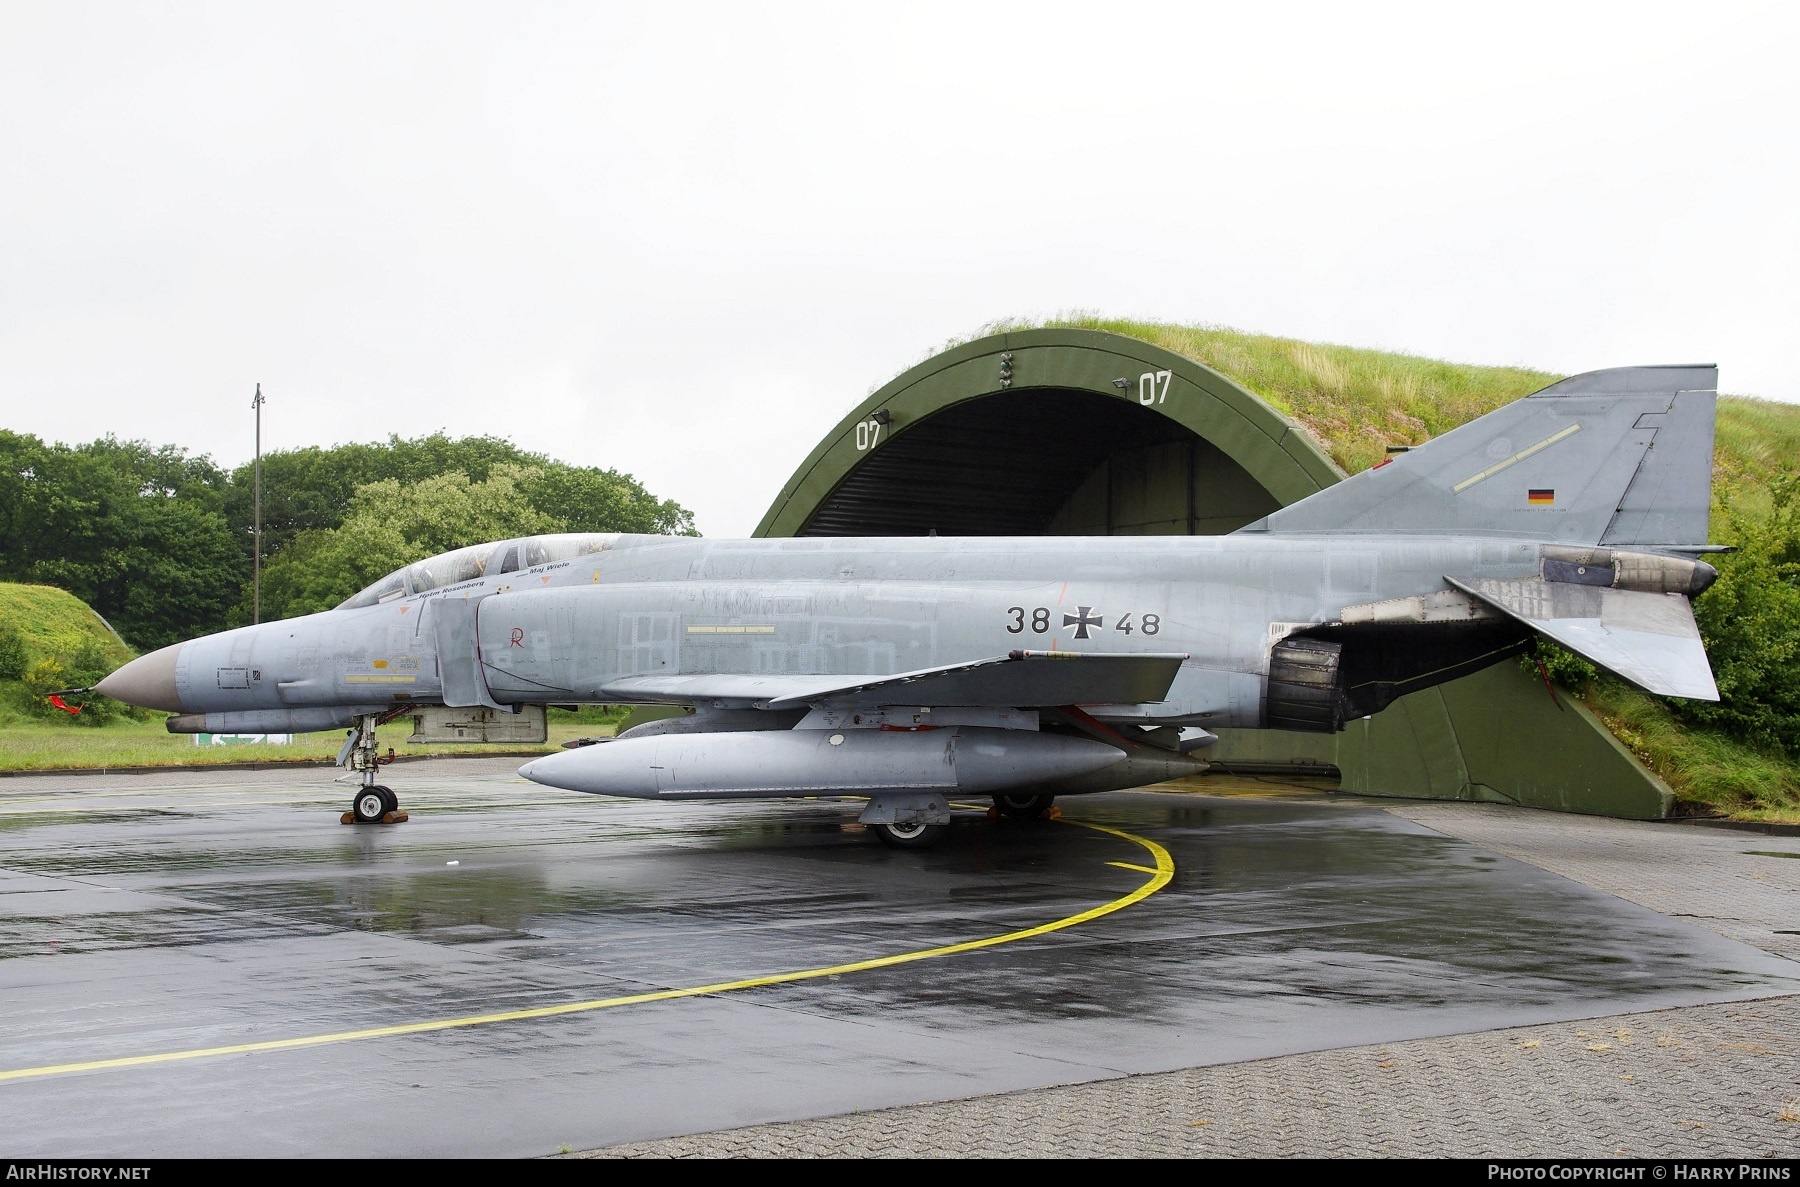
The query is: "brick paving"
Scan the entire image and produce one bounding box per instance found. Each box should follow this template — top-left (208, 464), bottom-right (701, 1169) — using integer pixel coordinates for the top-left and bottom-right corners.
top-left (588, 996), bottom-right (1800, 1158)
top-left (581, 797), bottom-right (1800, 1158)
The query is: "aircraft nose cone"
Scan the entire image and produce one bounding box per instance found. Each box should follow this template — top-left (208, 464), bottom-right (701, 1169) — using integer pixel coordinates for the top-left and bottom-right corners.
top-left (95, 643), bottom-right (185, 712)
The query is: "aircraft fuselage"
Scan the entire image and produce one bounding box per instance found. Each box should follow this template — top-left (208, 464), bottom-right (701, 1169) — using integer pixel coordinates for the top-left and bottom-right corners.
top-left (112, 531), bottom-right (1546, 731)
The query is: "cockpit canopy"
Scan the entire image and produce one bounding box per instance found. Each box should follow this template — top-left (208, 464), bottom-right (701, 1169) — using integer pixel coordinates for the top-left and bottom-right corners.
top-left (336, 533), bottom-right (619, 609)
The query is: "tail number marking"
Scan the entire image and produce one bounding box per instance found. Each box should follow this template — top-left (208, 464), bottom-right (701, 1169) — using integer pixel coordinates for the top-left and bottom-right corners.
top-left (1006, 607), bottom-right (1159, 637)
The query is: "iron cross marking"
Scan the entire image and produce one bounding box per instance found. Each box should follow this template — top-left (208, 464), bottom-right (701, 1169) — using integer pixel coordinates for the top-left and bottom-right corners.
top-left (1063, 606), bottom-right (1103, 640)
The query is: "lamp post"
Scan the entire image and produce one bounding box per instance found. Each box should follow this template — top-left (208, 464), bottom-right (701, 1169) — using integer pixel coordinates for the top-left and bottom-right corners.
top-left (252, 383), bottom-right (264, 624)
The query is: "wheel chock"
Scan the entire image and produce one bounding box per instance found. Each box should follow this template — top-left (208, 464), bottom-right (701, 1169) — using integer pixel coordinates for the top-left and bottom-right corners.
top-left (985, 806), bottom-right (999, 822)
top-left (1043, 806), bottom-right (1062, 820)
top-left (342, 810), bottom-right (410, 825)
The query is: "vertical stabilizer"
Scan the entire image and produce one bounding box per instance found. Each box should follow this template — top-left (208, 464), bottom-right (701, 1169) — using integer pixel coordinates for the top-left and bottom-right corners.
top-left (1242, 365), bottom-right (1717, 545)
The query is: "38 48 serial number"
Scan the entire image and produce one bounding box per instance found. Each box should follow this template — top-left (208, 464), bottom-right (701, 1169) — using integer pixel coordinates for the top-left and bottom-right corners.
top-left (1005, 606), bottom-right (1158, 640)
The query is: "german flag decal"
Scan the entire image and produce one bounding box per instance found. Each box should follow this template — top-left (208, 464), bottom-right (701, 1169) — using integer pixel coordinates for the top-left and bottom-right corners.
top-left (1528, 489), bottom-right (1555, 505)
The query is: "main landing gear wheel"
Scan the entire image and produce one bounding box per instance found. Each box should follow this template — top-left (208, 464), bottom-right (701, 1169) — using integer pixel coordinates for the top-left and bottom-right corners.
top-left (871, 820), bottom-right (949, 849)
top-left (993, 793), bottom-right (1056, 819)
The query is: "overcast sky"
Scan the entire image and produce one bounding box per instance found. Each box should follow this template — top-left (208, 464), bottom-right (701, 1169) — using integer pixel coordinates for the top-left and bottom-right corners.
top-left (3, 2), bottom-right (1795, 536)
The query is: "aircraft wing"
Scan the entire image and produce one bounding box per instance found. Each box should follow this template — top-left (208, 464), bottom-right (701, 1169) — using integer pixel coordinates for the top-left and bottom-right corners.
top-left (599, 650), bottom-right (1190, 710)
top-left (1445, 576), bottom-right (1718, 700)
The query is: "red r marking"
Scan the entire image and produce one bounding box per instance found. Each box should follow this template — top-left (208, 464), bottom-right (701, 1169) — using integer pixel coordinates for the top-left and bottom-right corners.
top-left (510, 628), bottom-right (524, 648)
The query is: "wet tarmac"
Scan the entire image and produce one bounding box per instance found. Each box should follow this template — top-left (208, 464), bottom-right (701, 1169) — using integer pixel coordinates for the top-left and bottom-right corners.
top-left (1, 760), bottom-right (1795, 1157)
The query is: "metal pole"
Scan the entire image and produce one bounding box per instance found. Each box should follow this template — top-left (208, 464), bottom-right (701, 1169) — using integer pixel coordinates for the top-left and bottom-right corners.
top-left (252, 383), bottom-right (264, 624)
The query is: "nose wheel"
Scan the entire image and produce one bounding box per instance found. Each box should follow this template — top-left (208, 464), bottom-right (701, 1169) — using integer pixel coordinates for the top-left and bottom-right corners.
top-left (347, 785), bottom-right (405, 824)
top-left (338, 711), bottom-right (409, 824)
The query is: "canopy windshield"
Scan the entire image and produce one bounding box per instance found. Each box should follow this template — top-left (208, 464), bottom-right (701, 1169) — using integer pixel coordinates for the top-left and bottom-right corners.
top-left (522, 533), bottom-right (619, 566)
top-left (336, 533), bottom-right (621, 610)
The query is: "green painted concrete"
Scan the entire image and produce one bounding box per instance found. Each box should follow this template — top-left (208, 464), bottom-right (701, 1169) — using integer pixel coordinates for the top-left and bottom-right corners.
top-left (1210, 663), bottom-right (1674, 819)
top-left (757, 328), bottom-right (1674, 819)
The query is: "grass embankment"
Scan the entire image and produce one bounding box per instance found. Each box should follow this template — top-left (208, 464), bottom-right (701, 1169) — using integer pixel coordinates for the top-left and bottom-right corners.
top-left (1580, 682), bottom-right (1799, 824)
top-left (1042, 315), bottom-right (1559, 475)
top-left (0, 582), bottom-right (133, 672)
top-left (1025, 316), bottom-right (1800, 823)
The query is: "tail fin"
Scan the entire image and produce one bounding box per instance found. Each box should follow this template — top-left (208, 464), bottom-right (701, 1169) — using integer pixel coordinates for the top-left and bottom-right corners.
top-left (1244, 365), bottom-right (1717, 545)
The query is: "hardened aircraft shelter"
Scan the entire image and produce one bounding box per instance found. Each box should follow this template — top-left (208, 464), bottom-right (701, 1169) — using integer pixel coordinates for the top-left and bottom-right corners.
top-left (757, 327), bottom-right (1671, 818)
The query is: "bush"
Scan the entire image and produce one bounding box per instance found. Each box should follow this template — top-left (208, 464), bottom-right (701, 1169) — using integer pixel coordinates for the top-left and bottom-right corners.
top-left (0, 621), bottom-right (25, 680)
top-left (18, 645), bottom-right (135, 725)
top-left (21, 657), bottom-right (67, 716)
top-left (1674, 472), bottom-right (1800, 757)
top-left (1519, 638), bottom-right (1598, 690)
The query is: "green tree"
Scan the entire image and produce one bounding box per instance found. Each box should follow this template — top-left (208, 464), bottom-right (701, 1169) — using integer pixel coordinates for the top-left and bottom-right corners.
top-left (0, 431), bottom-right (243, 650)
top-left (1, 426), bottom-right (692, 647)
top-left (518, 465), bottom-right (695, 537)
top-left (256, 465), bottom-right (561, 620)
top-left (221, 432), bottom-right (540, 562)
top-left (222, 431), bottom-right (691, 561)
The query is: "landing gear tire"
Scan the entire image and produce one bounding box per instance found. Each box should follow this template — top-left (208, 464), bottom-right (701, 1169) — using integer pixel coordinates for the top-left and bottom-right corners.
top-left (352, 786), bottom-right (391, 824)
top-left (993, 793), bottom-right (1055, 819)
top-left (871, 820), bottom-right (949, 850)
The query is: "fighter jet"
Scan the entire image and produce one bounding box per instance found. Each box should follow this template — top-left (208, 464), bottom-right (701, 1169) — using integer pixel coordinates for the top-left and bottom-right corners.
top-left (96, 365), bottom-right (1721, 847)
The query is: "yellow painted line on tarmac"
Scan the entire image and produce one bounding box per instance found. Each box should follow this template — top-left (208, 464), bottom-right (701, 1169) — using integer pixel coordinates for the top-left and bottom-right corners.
top-left (0, 817), bottom-right (1173, 1084)
top-left (1107, 861), bottom-right (1158, 874)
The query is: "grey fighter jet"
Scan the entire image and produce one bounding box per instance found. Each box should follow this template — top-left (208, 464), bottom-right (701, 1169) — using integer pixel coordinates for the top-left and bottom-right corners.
top-left (97, 365), bottom-right (1722, 847)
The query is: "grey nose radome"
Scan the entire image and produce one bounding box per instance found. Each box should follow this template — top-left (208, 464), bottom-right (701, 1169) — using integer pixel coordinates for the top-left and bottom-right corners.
top-left (95, 643), bottom-right (185, 712)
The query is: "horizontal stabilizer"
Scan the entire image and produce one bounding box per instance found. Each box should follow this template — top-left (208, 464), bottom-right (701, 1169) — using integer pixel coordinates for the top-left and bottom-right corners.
top-left (1445, 576), bottom-right (1718, 700)
top-left (601, 651), bottom-right (1189, 710)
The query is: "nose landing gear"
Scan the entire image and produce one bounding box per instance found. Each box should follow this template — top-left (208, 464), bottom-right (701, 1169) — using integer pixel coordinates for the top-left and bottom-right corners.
top-left (338, 711), bottom-right (409, 825)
